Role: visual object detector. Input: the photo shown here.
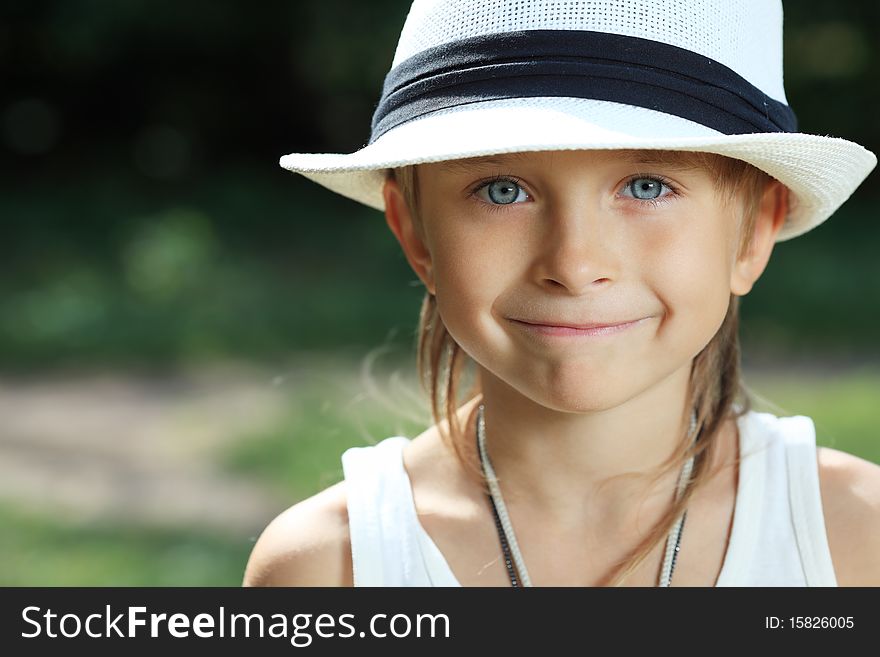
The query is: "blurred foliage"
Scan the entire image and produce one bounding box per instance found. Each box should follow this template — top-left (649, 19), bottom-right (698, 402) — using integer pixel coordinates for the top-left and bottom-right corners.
top-left (0, 0), bottom-right (877, 369)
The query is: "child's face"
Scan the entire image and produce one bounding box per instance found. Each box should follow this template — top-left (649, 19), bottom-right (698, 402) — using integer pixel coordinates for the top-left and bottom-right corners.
top-left (384, 149), bottom-right (786, 411)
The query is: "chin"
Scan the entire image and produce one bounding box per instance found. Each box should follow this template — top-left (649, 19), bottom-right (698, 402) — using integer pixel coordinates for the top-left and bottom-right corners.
top-left (525, 379), bottom-right (636, 414)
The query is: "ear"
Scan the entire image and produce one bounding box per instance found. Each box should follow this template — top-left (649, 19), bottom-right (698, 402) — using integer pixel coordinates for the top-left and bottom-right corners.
top-left (730, 180), bottom-right (788, 296)
top-left (382, 174), bottom-right (436, 295)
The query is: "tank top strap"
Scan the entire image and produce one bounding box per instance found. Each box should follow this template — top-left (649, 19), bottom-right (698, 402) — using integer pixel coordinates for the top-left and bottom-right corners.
top-left (778, 415), bottom-right (838, 586)
top-left (713, 409), bottom-right (837, 587)
top-left (341, 436), bottom-right (426, 586)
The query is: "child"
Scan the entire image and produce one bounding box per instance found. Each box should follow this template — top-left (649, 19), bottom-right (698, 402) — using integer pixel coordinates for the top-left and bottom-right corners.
top-left (244, 0), bottom-right (879, 586)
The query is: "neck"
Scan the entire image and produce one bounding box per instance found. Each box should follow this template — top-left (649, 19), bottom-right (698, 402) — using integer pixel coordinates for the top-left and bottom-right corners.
top-left (468, 362), bottom-right (699, 537)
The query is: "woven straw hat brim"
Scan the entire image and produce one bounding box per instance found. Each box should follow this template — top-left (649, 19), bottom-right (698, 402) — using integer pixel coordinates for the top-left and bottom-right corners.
top-left (280, 97), bottom-right (876, 242)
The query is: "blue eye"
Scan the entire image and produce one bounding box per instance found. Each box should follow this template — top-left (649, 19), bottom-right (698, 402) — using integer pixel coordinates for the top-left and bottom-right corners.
top-left (477, 178), bottom-right (529, 205)
top-left (624, 177), bottom-right (670, 200)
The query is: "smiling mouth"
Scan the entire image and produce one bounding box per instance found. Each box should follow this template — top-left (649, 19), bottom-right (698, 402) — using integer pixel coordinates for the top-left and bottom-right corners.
top-left (509, 317), bottom-right (651, 337)
top-left (511, 318), bottom-right (644, 330)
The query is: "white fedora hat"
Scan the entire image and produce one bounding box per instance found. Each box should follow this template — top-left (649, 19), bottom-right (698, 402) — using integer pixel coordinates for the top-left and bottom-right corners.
top-left (280, 0), bottom-right (876, 242)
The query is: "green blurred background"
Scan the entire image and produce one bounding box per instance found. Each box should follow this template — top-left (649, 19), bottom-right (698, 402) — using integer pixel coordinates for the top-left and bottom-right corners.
top-left (0, 0), bottom-right (877, 585)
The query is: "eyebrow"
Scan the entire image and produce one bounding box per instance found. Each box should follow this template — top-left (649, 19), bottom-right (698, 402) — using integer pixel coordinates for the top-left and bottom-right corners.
top-left (434, 149), bottom-right (704, 174)
top-left (627, 151), bottom-right (705, 171)
top-left (436, 152), bottom-right (533, 174)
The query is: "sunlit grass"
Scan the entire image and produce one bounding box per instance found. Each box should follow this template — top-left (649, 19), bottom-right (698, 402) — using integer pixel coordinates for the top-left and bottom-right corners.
top-left (219, 354), bottom-right (431, 501)
top-left (0, 502), bottom-right (250, 586)
top-left (744, 367), bottom-right (880, 464)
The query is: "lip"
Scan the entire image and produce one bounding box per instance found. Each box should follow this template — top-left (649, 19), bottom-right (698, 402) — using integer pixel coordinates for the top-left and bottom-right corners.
top-left (510, 317), bottom-right (651, 337)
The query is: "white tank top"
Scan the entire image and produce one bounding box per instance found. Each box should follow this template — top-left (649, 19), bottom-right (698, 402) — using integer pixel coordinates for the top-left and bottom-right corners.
top-left (341, 409), bottom-right (838, 586)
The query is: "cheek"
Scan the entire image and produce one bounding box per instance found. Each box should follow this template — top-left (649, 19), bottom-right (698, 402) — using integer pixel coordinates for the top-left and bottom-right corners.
top-left (430, 219), bottom-right (525, 354)
top-left (431, 224), bottom-right (503, 333)
top-left (641, 212), bottom-right (734, 348)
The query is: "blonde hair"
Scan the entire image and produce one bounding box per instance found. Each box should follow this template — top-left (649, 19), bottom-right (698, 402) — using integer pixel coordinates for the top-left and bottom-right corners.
top-left (388, 151), bottom-right (774, 586)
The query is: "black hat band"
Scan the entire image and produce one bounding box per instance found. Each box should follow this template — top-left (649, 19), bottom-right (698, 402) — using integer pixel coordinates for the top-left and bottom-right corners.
top-left (369, 29), bottom-right (798, 144)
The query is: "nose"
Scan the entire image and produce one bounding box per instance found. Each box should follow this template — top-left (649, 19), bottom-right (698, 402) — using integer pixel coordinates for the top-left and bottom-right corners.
top-left (531, 201), bottom-right (618, 294)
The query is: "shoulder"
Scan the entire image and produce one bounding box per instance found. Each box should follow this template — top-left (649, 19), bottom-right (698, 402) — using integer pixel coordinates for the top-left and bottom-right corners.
top-left (816, 446), bottom-right (880, 586)
top-left (242, 480), bottom-right (353, 587)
